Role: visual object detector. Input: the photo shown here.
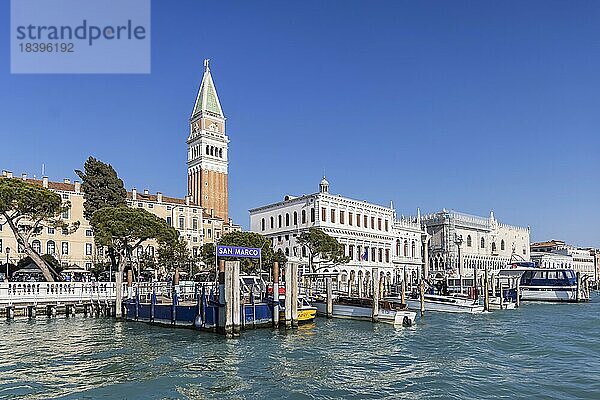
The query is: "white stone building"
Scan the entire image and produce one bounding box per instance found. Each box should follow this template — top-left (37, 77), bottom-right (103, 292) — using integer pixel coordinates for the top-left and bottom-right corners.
top-left (249, 178), bottom-right (425, 284)
top-left (421, 210), bottom-right (530, 281)
top-left (530, 240), bottom-right (596, 282)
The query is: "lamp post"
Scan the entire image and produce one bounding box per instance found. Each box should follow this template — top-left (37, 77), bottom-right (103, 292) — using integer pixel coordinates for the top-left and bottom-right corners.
top-left (454, 235), bottom-right (463, 294)
top-left (6, 247), bottom-right (11, 281)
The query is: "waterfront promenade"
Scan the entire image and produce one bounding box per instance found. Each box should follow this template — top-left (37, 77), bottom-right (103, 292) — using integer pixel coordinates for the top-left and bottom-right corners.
top-left (1, 292), bottom-right (598, 399)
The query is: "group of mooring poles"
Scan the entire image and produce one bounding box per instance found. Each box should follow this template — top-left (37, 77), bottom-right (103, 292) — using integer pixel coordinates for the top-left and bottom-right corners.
top-left (272, 261), bottom-right (300, 329)
top-left (5, 301), bottom-right (112, 321)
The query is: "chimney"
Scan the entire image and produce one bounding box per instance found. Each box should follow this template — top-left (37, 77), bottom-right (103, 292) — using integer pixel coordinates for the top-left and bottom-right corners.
top-left (132, 188), bottom-right (137, 200)
top-left (63, 178), bottom-right (71, 184)
top-left (157, 192), bottom-right (163, 203)
top-left (185, 195), bottom-right (190, 205)
top-left (143, 189), bottom-right (149, 195)
top-left (42, 176), bottom-right (49, 188)
top-left (74, 181), bottom-right (81, 193)
top-left (21, 173), bottom-right (27, 180)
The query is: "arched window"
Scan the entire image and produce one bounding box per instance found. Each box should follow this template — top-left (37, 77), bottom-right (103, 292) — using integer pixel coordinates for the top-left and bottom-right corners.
top-left (148, 246), bottom-right (155, 256)
top-left (270, 216), bottom-right (274, 229)
top-left (261, 218), bottom-right (265, 231)
top-left (411, 241), bottom-right (416, 257)
top-left (396, 239), bottom-right (401, 256)
top-left (404, 240), bottom-right (408, 257)
top-left (501, 240), bottom-right (505, 251)
top-left (285, 213), bottom-right (290, 226)
top-left (310, 208), bottom-right (315, 222)
top-left (467, 235), bottom-right (472, 247)
top-left (278, 215), bottom-right (282, 228)
top-left (492, 242), bottom-right (497, 253)
top-left (480, 237), bottom-right (485, 249)
top-left (293, 211), bottom-right (298, 225)
top-left (32, 240), bottom-right (41, 254)
top-left (206, 145), bottom-right (209, 154)
top-left (301, 210), bottom-right (306, 224)
top-left (219, 148), bottom-right (223, 158)
top-left (302, 246), bottom-right (307, 257)
top-left (47, 240), bottom-right (56, 255)
top-left (285, 247), bottom-right (289, 256)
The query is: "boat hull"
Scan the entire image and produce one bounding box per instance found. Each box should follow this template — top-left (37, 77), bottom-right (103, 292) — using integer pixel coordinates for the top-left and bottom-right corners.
top-left (520, 286), bottom-right (578, 302)
top-left (405, 298), bottom-right (484, 314)
top-left (313, 301), bottom-right (416, 326)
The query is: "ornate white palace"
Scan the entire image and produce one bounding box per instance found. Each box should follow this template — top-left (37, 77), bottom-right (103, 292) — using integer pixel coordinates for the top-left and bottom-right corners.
top-left (249, 178), bottom-right (426, 285)
top-left (420, 209), bottom-right (531, 279)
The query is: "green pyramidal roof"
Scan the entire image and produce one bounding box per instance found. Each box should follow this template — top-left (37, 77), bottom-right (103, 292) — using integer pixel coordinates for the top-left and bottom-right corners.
top-left (191, 60), bottom-right (224, 119)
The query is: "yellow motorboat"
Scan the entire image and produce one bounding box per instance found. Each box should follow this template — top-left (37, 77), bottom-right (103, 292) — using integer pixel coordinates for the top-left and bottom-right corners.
top-left (279, 295), bottom-right (317, 324)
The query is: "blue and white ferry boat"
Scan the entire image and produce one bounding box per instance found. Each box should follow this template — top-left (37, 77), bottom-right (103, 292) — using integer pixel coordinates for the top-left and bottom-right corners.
top-left (498, 266), bottom-right (585, 302)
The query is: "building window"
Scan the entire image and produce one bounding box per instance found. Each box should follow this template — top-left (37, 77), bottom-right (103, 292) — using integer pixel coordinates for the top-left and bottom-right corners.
top-left (310, 208), bottom-right (315, 223)
top-left (167, 216), bottom-right (172, 226)
top-left (301, 210), bottom-right (306, 224)
top-left (371, 248), bottom-right (376, 262)
top-left (364, 215), bottom-right (368, 227)
top-left (270, 216), bottom-right (274, 229)
top-left (481, 238), bottom-right (485, 249)
top-left (61, 242), bottom-right (69, 255)
top-left (86, 229), bottom-right (93, 237)
top-left (411, 241), bottom-right (416, 258)
top-left (293, 211), bottom-right (298, 226)
top-left (62, 193), bottom-right (69, 200)
top-left (137, 202), bottom-right (143, 208)
top-left (46, 241), bottom-right (56, 255)
top-left (501, 240), bottom-right (505, 251)
top-left (385, 220), bottom-right (388, 231)
top-left (285, 234), bottom-right (289, 241)
top-left (285, 213), bottom-right (290, 227)
top-left (208, 229), bottom-right (212, 238)
top-left (193, 218), bottom-right (198, 230)
top-left (0, 239), bottom-right (2, 252)
top-left (261, 218), bottom-right (265, 231)
top-left (179, 217), bottom-right (185, 230)
top-left (148, 246), bottom-right (154, 256)
top-left (371, 217), bottom-right (375, 229)
top-left (340, 211), bottom-right (345, 224)
top-left (404, 240), bottom-right (408, 257)
top-left (385, 249), bottom-right (390, 263)
top-left (349, 212), bottom-right (353, 226)
top-left (396, 239), bottom-right (401, 256)
top-left (378, 218), bottom-right (382, 230)
top-left (321, 208), bottom-right (326, 222)
top-left (85, 243), bottom-right (93, 256)
top-left (278, 215), bottom-right (282, 228)
top-left (62, 209), bottom-right (69, 219)
top-left (378, 248), bottom-right (383, 262)
top-left (32, 240), bottom-right (41, 254)
top-left (302, 246), bottom-right (307, 257)
top-left (349, 245), bottom-right (354, 260)
top-left (330, 209), bottom-right (335, 223)
top-left (85, 262), bottom-right (92, 270)
top-left (492, 242), bottom-right (497, 253)
top-left (467, 235), bottom-right (472, 247)
top-left (148, 203), bottom-right (153, 209)
top-left (357, 214), bottom-right (361, 227)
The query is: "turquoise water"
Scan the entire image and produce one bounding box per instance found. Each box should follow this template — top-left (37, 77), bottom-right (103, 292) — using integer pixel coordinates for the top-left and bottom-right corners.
top-left (1, 294), bottom-right (599, 399)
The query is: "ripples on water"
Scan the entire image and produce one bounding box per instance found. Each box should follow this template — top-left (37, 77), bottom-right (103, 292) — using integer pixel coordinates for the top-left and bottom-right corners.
top-left (1, 294), bottom-right (599, 399)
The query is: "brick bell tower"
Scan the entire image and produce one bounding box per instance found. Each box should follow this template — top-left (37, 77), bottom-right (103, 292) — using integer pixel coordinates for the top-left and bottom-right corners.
top-left (187, 59), bottom-right (229, 222)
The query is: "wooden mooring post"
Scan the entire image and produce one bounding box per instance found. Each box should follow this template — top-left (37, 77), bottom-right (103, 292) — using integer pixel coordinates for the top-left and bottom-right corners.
top-left (372, 268), bottom-right (379, 322)
top-left (284, 263), bottom-right (292, 329)
top-left (273, 262), bottom-right (280, 327)
top-left (217, 260), bottom-right (226, 334)
top-left (291, 263), bottom-right (299, 328)
top-left (483, 268), bottom-right (490, 311)
top-left (401, 278), bottom-right (406, 305)
top-left (419, 279), bottom-right (425, 317)
top-left (576, 272), bottom-right (581, 302)
top-left (515, 277), bottom-right (520, 308)
top-left (325, 277), bottom-right (333, 318)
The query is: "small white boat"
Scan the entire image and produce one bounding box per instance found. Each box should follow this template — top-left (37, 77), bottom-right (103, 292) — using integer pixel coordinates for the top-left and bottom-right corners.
top-left (313, 297), bottom-right (416, 326)
top-left (404, 294), bottom-right (484, 314)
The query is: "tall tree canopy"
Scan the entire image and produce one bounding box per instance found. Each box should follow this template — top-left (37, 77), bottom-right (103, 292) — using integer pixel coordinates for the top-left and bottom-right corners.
top-left (0, 178), bottom-right (79, 281)
top-left (91, 206), bottom-right (178, 317)
top-left (75, 156), bottom-right (127, 220)
top-left (158, 238), bottom-right (194, 274)
top-left (297, 227), bottom-right (349, 271)
top-left (200, 231), bottom-right (287, 274)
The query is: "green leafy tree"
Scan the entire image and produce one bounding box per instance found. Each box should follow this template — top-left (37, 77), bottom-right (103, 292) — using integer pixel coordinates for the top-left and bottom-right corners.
top-left (297, 227), bottom-right (349, 271)
top-left (91, 206), bottom-right (178, 318)
top-left (0, 178), bottom-right (79, 281)
top-left (17, 254), bottom-right (61, 273)
top-left (75, 156), bottom-right (127, 220)
top-left (200, 231), bottom-right (286, 274)
top-left (75, 156), bottom-right (127, 277)
top-left (158, 238), bottom-right (193, 274)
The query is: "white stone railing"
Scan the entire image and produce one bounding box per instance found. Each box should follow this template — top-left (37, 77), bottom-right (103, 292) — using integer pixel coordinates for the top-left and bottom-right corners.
top-left (0, 282), bottom-right (117, 306)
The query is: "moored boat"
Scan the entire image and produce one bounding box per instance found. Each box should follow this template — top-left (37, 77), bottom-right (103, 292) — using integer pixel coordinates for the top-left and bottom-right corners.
top-left (278, 295), bottom-right (318, 324)
top-left (498, 267), bottom-right (586, 302)
top-left (403, 293), bottom-right (484, 314)
top-left (312, 296), bottom-right (416, 326)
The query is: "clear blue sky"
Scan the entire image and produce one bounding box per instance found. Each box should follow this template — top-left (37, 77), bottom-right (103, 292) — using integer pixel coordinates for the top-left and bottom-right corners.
top-left (1, 1), bottom-right (599, 247)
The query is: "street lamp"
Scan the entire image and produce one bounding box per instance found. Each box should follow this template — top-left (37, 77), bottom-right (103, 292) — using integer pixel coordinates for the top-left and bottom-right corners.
top-left (454, 235), bottom-right (463, 294)
top-left (6, 247), bottom-right (11, 281)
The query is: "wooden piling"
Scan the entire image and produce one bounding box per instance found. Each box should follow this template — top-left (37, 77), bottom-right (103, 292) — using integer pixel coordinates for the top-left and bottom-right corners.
top-left (419, 279), bottom-right (425, 317)
top-left (229, 261), bottom-right (241, 337)
top-left (217, 260), bottom-right (226, 334)
top-left (483, 268), bottom-right (489, 311)
top-left (401, 278), bottom-right (406, 305)
top-left (576, 272), bottom-right (581, 302)
top-left (28, 305), bottom-right (36, 319)
top-left (325, 277), bottom-right (333, 318)
top-left (273, 262), bottom-right (280, 327)
top-left (515, 277), bottom-right (520, 308)
top-left (291, 263), bottom-right (299, 328)
top-left (372, 268), bottom-right (379, 322)
top-left (284, 263), bottom-right (292, 329)
top-left (491, 273), bottom-right (496, 298)
top-left (499, 284), bottom-right (504, 310)
top-left (6, 306), bottom-right (14, 321)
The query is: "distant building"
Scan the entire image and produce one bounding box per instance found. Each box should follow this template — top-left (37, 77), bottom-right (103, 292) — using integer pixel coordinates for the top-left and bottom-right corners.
top-left (249, 177), bottom-right (425, 285)
top-left (421, 210), bottom-right (530, 279)
top-left (530, 240), bottom-right (596, 282)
